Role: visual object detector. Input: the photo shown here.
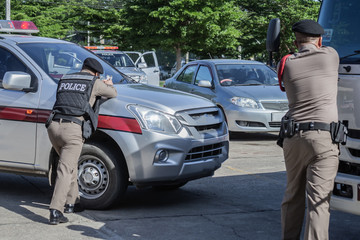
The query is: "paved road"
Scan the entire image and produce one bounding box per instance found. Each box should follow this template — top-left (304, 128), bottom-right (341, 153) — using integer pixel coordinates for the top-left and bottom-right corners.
top-left (1, 132), bottom-right (360, 240)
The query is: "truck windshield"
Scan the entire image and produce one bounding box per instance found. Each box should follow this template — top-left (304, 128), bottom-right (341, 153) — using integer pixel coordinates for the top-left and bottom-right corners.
top-left (318, 0), bottom-right (360, 64)
top-left (18, 42), bottom-right (132, 84)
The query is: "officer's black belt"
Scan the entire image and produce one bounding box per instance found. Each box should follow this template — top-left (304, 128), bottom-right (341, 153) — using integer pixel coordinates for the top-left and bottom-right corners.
top-left (295, 122), bottom-right (331, 132)
top-left (52, 114), bottom-right (82, 126)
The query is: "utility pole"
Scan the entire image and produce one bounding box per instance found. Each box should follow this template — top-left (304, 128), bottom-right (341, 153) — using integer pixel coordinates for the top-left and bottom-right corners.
top-left (6, 0), bottom-right (11, 20)
top-left (87, 21), bottom-right (90, 46)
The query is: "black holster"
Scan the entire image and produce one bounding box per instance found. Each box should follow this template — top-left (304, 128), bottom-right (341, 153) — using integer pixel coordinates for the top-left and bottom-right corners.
top-left (330, 121), bottom-right (348, 145)
top-left (82, 120), bottom-right (93, 139)
top-left (277, 116), bottom-right (295, 148)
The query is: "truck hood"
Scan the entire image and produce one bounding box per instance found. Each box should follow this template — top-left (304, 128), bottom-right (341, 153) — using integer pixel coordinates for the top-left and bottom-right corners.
top-left (100, 84), bottom-right (216, 117)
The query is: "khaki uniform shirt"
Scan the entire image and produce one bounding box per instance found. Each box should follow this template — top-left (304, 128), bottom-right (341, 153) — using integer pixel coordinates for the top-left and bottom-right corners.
top-left (74, 72), bottom-right (117, 121)
top-left (282, 44), bottom-right (339, 123)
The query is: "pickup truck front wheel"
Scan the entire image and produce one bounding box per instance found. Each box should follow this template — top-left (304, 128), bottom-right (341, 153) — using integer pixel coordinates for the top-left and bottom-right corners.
top-left (77, 143), bottom-right (128, 209)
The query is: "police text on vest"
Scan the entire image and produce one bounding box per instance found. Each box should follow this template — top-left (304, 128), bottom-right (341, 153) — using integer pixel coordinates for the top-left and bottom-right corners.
top-left (59, 83), bottom-right (87, 92)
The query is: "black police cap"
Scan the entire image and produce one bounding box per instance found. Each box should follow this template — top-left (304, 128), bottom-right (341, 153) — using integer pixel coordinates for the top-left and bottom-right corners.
top-left (83, 57), bottom-right (104, 74)
top-left (292, 19), bottom-right (324, 36)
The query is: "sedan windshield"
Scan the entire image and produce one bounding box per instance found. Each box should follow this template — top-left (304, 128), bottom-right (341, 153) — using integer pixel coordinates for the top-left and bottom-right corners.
top-left (18, 43), bottom-right (132, 84)
top-left (216, 64), bottom-right (278, 86)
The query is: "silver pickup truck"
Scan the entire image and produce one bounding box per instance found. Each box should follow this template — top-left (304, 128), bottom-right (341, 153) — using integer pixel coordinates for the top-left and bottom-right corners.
top-left (0, 20), bottom-right (229, 209)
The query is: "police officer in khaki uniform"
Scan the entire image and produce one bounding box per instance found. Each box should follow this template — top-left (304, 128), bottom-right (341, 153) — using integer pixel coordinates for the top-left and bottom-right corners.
top-left (278, 20), bottom-right (340, 239)
top-left (47, 58), bottom-right (117, 225)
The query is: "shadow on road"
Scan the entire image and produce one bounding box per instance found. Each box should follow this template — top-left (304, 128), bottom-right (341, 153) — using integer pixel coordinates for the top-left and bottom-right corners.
top-left (229, 132), bottom-right (278, 141)
top-left (1, 170), bottom-right (360, 240)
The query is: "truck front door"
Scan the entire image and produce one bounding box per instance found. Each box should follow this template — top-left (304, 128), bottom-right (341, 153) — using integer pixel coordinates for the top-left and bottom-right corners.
top-left (0, 45), bottom-right (40, 168)
top-left (126, 51), bottom-right (160, 86)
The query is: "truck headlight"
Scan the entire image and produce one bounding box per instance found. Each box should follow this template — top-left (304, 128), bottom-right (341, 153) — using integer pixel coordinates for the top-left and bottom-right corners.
top-left (231, 97), bottom-right (260, 109)
top-left (127, 105), bottom-right (182, 133)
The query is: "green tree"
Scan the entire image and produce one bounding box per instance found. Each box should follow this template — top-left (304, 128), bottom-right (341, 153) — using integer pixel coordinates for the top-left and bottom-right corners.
top-left (236, 0), bottom-right (321, 63)
top-left (119, 0), bottom-right (244, 70)
top-left (10, 0), bottom-right (78, 39)
top-left (8, 0), bottom-right (124, 44)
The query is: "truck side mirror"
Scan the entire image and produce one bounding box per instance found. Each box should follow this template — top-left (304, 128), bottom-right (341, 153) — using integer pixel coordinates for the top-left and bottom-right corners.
top-left (266, 18), bottom-right (281, 67)
top-left (266, 18), bottom-right (280, 52)
top-left (2, 71), bottom-right (32, 92)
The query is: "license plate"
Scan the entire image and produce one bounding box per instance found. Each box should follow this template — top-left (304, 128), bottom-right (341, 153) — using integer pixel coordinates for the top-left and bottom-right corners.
top-left (271, 112), bottom-right (285, 122)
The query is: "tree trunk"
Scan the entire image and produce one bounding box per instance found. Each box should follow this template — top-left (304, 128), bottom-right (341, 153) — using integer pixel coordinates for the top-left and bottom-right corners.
top-left (175, 45), bottom-right (182, 71)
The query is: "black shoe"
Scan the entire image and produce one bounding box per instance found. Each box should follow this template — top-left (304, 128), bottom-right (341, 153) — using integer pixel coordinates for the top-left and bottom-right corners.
top-left (49, 209), bottom-right (69, 225)
top-left (64, 203), bottom-right (84, 213)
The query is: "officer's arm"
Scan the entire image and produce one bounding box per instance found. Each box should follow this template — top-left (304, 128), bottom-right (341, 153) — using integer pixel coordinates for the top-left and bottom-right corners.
top-left (94, 79), bottom-right (117, 98)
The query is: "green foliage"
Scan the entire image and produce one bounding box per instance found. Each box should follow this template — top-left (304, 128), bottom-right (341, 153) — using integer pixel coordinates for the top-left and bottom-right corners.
top-left (236, 0), bottom-right (321, 62)
top-left (2, 0), bottom-right (321, 64)
top-left (119, 0), bottom-right (243, 64)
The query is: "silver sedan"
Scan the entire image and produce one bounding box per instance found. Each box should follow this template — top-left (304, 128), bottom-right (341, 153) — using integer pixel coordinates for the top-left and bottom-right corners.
top-left (164, 59), bottom-right (288, 133)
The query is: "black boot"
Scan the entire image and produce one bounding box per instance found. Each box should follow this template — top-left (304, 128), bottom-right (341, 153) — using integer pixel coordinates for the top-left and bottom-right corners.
top-left (49, 209), bottom-right (69, 225)
top-left (64, 203), bottom-right (84, 213)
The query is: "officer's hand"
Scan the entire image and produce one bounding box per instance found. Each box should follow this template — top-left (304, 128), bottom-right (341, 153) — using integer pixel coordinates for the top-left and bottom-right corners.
top-left (103, 77), bottom-right (114, 86)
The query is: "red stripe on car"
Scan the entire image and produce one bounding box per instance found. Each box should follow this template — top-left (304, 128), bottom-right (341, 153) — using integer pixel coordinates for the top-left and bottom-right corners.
top-left (98, 115), bottom-right (142, 134)
top-left (0, 107), bottom-right (141, 134)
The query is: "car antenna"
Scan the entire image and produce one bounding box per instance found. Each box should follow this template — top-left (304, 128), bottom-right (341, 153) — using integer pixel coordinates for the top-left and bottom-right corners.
top-left (208, 53), bottom-right (213, 59)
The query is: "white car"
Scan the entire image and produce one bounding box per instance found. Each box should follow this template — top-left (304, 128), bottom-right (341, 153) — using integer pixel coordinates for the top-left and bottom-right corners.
top-left (125, 51), bottom-right (160, 86)
top-left (85, 46), bottom-right (148, 84)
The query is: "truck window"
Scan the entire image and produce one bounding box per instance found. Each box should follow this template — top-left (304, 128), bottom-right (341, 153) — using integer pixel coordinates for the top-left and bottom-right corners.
top-left (318, 0), bottom-right (360, 63)
top-left (18, 43), bottom-right (128, 84)
top-left (0, 47), bottom-right (37, 89)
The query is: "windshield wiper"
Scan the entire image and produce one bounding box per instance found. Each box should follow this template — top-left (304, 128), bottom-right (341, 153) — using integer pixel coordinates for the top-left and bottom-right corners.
top-left (234, 83), bottom-right (262, 86)
top-left (340, 50), bottom-right (360, 60)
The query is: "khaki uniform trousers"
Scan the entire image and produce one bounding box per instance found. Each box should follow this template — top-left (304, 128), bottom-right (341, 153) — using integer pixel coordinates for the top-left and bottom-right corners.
top-left (47, 120), bottom-right (83, 213)
top-left (281, 130), bottom-right (339, 240)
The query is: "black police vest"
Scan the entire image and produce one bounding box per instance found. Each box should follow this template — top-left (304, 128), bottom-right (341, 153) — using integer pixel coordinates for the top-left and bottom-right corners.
top-left (53, 74), bottom-right (96, 118)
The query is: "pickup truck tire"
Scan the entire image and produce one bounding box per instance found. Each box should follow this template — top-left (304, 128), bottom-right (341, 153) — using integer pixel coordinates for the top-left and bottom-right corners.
top-left (77, 143), bottom-right (128, 210)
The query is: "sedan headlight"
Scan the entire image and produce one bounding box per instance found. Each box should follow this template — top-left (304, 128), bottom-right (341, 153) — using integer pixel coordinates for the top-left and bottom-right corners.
top-left (231, 97), bottom-right (260, 109)
top-left (127, 105), bottom-right (182, 133)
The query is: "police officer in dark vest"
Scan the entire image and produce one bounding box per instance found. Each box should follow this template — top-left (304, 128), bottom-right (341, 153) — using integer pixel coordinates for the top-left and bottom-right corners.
top-left (46, 57), bottom-right (117, 225)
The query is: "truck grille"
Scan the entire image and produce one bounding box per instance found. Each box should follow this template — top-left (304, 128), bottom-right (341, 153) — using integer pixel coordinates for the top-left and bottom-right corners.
top-left (195, 123), bottom-right (222, 131)
top-left (348, 148), bottom-right (360, 158)
top-left (338, 160), bottom-right (360, 176)
top-left (261, 101), bottom-right (288, 111)
top-left (347, 129), bottom-right (360, 139)
top-left (185, 142), bottom-right (225, 162)
top-left (176, 107), bottom-right (227, 139)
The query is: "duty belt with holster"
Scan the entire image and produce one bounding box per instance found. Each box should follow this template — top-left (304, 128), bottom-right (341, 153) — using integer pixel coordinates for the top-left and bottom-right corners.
top-left (277, 116), bottom-right (348, 148)
top-left (52, 113), bottom-right (83, 126)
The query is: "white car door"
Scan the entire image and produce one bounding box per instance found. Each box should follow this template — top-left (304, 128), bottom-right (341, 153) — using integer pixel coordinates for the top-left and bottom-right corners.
top-left (0, 45), bottom-right (40, 167)
top-left (125, 51), bottom-right (160, 86)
